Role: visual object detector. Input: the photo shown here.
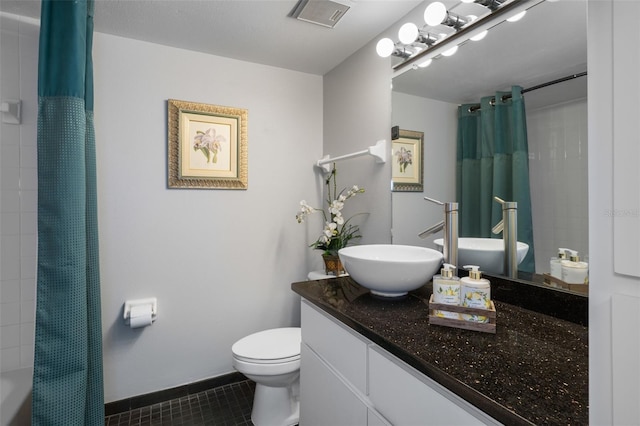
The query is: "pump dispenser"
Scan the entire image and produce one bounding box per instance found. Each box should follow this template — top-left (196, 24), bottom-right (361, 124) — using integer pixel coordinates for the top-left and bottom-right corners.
top-left (461, 265), bottom-right (492, 323)
top-left (550, 248), bottom-right (569, 279)
top-left (561, 250), bottom-right (589, 285)
top-left (432, 263), bottom-right (461, 319)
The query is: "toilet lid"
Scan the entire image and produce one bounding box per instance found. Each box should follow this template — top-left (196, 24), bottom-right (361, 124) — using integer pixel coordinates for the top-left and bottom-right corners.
top-left (232, 327), bottom-right (301, 363)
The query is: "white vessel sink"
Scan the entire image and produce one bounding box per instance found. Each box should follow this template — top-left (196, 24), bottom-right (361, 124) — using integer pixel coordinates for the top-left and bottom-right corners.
top-left (338, 244), bottom-right (443, 297)
top-left (433, 237), bottom-right (529, 276)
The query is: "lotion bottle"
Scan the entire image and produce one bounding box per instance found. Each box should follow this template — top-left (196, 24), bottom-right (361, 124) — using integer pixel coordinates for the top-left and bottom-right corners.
top-left (550, 248), bottom-right (569, 280)
top-left (561, 250), bottom-right (589, 285)
top-left (461, 265), bottom-right (491, 323)
top-left (432, 263), bottom-right (461, 319)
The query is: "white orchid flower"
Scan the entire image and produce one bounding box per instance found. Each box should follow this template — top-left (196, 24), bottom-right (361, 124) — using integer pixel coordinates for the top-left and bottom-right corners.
top-left (295, 164), bottom-right (365, 254)
top-left (329, 200), bottom-right (344, 214)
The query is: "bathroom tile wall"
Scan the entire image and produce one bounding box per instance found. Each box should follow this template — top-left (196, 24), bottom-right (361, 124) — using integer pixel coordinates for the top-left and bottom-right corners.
top-left (0, 15), bottom-right (39, 373)
top-left (527, 97), bottom-right (589, 274)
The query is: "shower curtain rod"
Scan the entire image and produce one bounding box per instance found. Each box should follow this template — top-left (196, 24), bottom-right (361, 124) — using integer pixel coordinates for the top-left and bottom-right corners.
top-left (467, 71), bottom-right (588, 112)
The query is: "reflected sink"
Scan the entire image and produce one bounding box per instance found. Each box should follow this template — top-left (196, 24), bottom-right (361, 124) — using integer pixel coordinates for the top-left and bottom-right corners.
top-left (338, 244), bottom-right (443, 297)
top-left (434, 237), bottom-right (529, 276)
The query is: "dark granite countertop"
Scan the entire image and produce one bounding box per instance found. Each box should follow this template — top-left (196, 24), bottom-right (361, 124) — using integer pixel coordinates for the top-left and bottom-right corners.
top-left (292, 277), bottom-right (588, 425)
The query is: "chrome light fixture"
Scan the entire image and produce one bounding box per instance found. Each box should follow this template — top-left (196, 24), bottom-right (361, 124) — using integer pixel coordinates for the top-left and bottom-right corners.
top-left (378, 0), bottom-right (542, 74)
top-left (461, 0), bottom-right (506, 12)
top-left (398, 22), bottom-right (420, 44)
top-left (397, 22), bottom-right (440, 46)
top-left (417, 31), bottom-right (441, 46)
top-left (376, 38), bottom-right (413, 59)
top-left (424, 2), bottom-right (470, 29)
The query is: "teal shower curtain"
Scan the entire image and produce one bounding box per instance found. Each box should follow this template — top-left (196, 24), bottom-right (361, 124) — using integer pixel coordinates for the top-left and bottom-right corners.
top-left (32, 0), bottom-right (104, 424)
top-left (456, 86), bottom-right (535, 273)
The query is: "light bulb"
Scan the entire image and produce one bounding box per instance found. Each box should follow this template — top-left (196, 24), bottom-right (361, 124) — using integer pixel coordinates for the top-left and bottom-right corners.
top-left (418, 58), bottom-right (433, 68)
top-left (424, 2), bottom-right (447, 26)
top-left (470, 30), bottom-right (488, 41)
top-left (398, 23), bottom-right (419, 44)
top-left (376, 38), bottom-right (395, 58)
top-left (507, 10), bottom-right (526, 22)
top-left (442, 45), bottom-right (458, 57)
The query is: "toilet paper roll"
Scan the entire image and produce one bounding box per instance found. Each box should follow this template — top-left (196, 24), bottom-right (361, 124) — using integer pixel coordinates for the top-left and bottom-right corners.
top-left (129, 304), bottom-right (153, 329)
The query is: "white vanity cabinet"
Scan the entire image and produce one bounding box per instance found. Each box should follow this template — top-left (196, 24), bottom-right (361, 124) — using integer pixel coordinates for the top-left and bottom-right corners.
top-left (300, 299), bottom-right (501, 426)
top-left (300, 299), bottom-right (371, 425)
top-left (368, 346), bottom-right (500, 425)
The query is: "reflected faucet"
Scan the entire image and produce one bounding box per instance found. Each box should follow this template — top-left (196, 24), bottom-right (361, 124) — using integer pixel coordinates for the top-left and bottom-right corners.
top-left (419, 197), bottom-right (458, 268)
top-left (492, 196), bottom-right (518, 278)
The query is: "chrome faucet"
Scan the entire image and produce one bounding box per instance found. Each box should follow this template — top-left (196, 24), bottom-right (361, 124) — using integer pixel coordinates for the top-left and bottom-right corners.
top-left (492, 196), bottom-right (518, 278)
top-left (419, 197), bottom-right (458, 268)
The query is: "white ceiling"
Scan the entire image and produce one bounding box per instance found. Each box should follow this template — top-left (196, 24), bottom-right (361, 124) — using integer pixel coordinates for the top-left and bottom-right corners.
top-left (0, 0), bottom-right (423, 75)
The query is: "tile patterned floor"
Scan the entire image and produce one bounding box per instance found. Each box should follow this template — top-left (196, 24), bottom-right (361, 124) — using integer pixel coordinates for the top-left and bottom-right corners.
top-left (104, 380), bottom-right (255, 426)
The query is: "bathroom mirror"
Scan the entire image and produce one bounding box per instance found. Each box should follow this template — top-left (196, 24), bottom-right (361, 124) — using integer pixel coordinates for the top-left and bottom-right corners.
top-left (390, 0), bottom-right (588, 295)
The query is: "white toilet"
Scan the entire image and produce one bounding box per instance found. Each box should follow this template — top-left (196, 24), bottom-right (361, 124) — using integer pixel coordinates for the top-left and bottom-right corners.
top-left (232, 327), bottom-right (301, 426)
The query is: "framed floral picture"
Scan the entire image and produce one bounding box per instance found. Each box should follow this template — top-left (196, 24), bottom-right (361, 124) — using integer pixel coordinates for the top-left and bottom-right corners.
top-left (391, 128), bottom-right (424, 192)
top-left (167, 99), bottom-right (248, 189)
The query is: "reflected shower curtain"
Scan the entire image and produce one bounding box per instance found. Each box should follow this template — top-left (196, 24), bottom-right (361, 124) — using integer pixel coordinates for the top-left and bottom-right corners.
top-left (456, 86), bottom-right (535, 273)
top-left (32, 0), bottom-right (104, 424)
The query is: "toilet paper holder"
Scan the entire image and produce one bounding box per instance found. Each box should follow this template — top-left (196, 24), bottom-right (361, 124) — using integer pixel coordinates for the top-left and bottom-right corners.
top-left (123, 297), bottom-right (157, 326)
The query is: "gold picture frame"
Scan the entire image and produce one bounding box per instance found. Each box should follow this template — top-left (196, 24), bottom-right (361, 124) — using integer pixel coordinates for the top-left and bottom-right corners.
top-left (168, 99), bottom-right (248, 189)
top-left (391, 129), bottom-right (424, 192)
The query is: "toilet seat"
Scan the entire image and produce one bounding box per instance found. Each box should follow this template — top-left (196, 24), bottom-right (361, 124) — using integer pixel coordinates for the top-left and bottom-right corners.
top-left (233, 353), bottom-right (300, 365)
top-left (232, 327), bottom-right (301, 364)
top-left (231, 327), bottom-right (301, 426)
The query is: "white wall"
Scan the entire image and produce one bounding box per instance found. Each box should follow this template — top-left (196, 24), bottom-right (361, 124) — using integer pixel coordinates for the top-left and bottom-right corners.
top-left (323, 38), bottom-right (393, 246)
top-left (92, 33), bottom-right (322, 402)
top-left (390, 92), bottom-right (457, 249)
top-left (0, 14), bottom-right (38, 374)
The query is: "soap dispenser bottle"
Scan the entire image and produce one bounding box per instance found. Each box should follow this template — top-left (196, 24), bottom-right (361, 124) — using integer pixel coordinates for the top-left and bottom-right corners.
top-left (461, 265), bottom-right (491, 323)
top-left (561, 250), bottom-right (589, 285)
top-left (550, 248), bottom-right (569, 280)
top-left (432, 263), bottom-right (461, 319)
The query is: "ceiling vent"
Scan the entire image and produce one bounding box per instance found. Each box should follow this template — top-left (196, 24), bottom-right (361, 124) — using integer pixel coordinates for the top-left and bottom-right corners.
top-left (289, 0), bottom-right (350, 28)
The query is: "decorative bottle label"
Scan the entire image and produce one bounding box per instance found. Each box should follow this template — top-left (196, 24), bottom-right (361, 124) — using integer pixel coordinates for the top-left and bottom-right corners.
top-left (433, 280), bottom-right (460, 319)
top-left (461, 284), bottom-right (491, 323)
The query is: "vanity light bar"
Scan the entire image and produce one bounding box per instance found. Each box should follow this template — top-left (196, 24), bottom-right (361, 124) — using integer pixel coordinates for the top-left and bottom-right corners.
top-left (392, 0), bottom-right (544, 78)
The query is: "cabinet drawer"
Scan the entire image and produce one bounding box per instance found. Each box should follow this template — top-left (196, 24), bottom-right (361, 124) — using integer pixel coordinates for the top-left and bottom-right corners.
top-left (301, 300), bottom-right (369, 393)
top-left (368, 346), bottom-right (501, 425)
top-left (300, 343), bottom-right (368, 425)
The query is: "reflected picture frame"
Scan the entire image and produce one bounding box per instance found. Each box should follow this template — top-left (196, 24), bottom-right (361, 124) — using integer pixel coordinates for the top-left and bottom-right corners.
top-left (168, 99), bottom-right (248, 189)
top-left (391, 128), bottom-right (424, 192)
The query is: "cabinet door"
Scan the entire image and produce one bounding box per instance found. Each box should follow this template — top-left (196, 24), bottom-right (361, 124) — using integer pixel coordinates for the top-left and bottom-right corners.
top-left (301, 300), bottom-right (369, 393)
top-left (300, 343), bottom-right (368, 425)
top-left (368, 346), bottom-right (501, 425)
